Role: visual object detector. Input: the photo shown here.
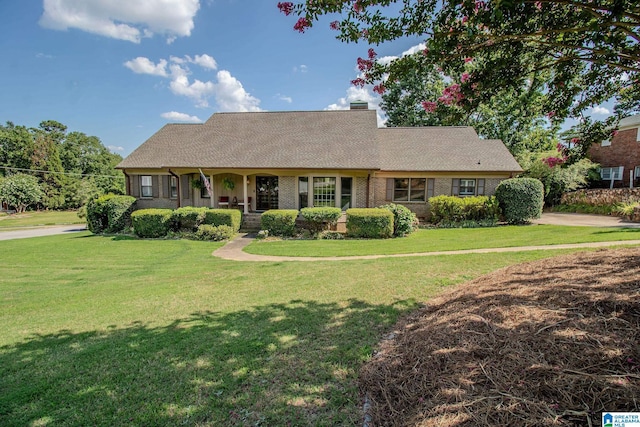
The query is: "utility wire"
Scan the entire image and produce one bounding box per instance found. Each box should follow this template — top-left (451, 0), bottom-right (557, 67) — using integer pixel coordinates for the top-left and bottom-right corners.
top-left (0, 165), bottom-right (120, 178)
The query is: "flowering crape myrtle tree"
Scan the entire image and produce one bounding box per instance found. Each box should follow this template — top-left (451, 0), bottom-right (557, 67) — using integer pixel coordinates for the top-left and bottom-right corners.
top-left (278, 0), bottom-right (640, 162)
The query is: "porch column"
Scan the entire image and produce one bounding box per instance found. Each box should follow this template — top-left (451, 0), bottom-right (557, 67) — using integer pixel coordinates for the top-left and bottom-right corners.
top-left (243, 175), bottom-right (249, 214)
top-left (209, 174), bottom-right (215, 208)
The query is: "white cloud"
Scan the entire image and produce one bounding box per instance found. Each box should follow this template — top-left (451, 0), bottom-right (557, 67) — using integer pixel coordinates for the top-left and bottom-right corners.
top-left (39, 0), bottom-right (200, 43)
top-left (214, 70), bottom-right (261, 112)
top-left (326, 86), bottom-right (386, 127)
top-left (36, 52), bottom-right (54, 59)
top-left (124, 54), bottom-right (261, 111)
top-left (293, 65), bottom-right (308, 73)
top-left (375, 43), bottom-right (427, 68)
top-left (276, 93), bottom-right (293, 103)
top-left (124, 57), bottom-right (168, 77)
top-left (189, 54), bottom-right (217, 70)
top-left (591, 106), bottom-right (611, 115)
top-left (161, 111), bottom-right (202, 122)
top-left (108, 145), bottom-right (124, 152)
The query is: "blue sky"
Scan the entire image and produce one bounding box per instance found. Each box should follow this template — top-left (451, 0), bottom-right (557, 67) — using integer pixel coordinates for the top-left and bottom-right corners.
top-left (0, 0), bottom-right (423, 156)
top-left (0, 1), bottom-right (614, 157)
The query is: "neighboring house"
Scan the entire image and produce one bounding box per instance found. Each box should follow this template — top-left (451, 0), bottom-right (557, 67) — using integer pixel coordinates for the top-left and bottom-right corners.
top-left (116, 103), bottom-right (522, 219)
top-left (589, 115), bottom-right (640, 188)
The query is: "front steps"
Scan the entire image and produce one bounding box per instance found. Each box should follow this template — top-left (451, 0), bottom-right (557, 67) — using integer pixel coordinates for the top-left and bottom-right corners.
top-left (240, 213), bottom-right (261, 232)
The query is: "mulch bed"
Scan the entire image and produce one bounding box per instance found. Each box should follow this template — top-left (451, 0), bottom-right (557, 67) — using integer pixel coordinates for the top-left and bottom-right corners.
top-left (360, 248), bottom-right (640, 426)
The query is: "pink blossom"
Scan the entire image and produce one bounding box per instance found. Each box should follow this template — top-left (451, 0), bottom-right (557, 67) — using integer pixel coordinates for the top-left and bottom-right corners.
top-left (474, 0), bottom-right (486, 13)
top-left (293, 17), bottom-right (311, 32)
top-left (464, 57), bottom-right (474, 63)
top-left (277, 2), bottom-right (294, 15)
top-left (543, 156), bottom-right (565, 168)
top-left (353, 1), bottom-right (363, 13)
top-left (357, 57), bottom-right (374, 72)
top-left (373, 84), bottom-right (386, 95)
top-left (547, 111), bottom-right (556, 119)
top-left (422, 101), bottom-right (438, 112)
top-left (462, 16), bottom-right (469, 24)
top-left (351, 78), bottom-right (366, 88)
top-left (329, 20), bottom-right (340, 30)
top-left (368, 48), bottom-right (377, 60)
top-left (461, 72), bottom-right (470, 83)
top-left (422, 48), bottom-right (429, 56)
top-left (612, 130), bottom-right (619, 137)
top-left (570, 137), bottom-right (580, 144)
top-left (534, 1), bottom-right (543, 10)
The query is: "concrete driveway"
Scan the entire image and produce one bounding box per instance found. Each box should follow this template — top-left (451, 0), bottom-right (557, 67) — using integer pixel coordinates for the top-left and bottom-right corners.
top-left (532, 212), bottom-right (640, 228)
top-left (0, 225), bottom-right (87, 241)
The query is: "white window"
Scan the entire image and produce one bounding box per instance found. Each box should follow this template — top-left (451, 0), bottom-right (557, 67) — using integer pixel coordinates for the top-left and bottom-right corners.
top-left (141, 175), bottom-right (153, 197)
top-left (635, 166), bottom-right (640, 178)
top-left (601, 139), bottom-right (611, 147)
top-left (600, 166), bottom-right (624, 180)
top-left (393, 178), bottom-right (426, 202)
top-left (459, 179), bottom-right (476, 196)
top-left (169, 176), bottom-right (178, 198)
top-left (313, 177), bottom-right (336, 207)
top-left (637, 127), bottom-right (640, 142)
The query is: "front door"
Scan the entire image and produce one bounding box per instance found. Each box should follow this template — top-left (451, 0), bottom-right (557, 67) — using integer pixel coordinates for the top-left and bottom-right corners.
top-left (256, 176), bottom-right (278, 211)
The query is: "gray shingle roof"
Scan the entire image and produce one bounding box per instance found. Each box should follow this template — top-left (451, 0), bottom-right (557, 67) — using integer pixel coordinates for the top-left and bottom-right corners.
top-left (117, 110), bottom-right (379, 169)
top-left (378, 127), bottom-right (523, 172)
top-left (117, 110), bottom-right (522, 173)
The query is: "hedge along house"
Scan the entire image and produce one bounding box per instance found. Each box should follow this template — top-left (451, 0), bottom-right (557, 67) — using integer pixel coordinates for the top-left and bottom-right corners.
top-left (117, 103), bottom-right (522, 219)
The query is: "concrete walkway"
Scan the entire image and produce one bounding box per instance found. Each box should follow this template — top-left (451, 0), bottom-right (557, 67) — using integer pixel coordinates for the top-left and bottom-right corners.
top-left (0, 225), bottom-right (87, 241)
top-left (214, 212), bottom-right (640, 262)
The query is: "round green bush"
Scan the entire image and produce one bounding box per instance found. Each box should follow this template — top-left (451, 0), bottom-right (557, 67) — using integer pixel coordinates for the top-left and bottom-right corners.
top-left (494, 178), bottom-right (544, 224)
top-left (379, 203), bottom-right (418, 237)
top-left (300, 207), bottom-right (342, 235)
top-left (131, 209), bottom-right (172, 238)
top-left (196, 224), bottom-right (235, 241)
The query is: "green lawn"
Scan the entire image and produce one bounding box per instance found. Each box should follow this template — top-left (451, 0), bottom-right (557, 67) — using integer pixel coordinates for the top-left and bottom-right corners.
top-left (0, 210), bottom-right (84, 229)
top-left (0, 232), bottom-right (596, 426)
top-left (245, 225), bottom-right (640, 257)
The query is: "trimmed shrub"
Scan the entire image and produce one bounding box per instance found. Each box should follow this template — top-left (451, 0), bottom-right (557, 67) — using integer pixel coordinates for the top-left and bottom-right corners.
top-left (196, 224), bottom-right (235, 241)
top-left (428, 195), bottom-right (500, 225)
top-left (86, 194), bottom-right (136, 234)
top-left (321, 230), bottom-right (344, 240)
top-left (203, 209), bottom-right (242, 232)
top-left (171, 206), bottom-right (208, 231)
top-left (379, 203), bottom-right (418, 236)
top-left (261, 210), bottom-right (299, 237)
top-left (300, 207), bottom-right (342, 235)
top-left (346, 208), bottom-right (394, 239)
top-left (494, 178), bottom-right (544, 224)
top-left (131, 209), bottom-right (172, 238)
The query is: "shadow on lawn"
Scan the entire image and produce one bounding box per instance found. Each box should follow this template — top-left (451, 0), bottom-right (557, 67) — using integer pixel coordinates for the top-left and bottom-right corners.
top-left (0, 299), bottom-right (415, 427)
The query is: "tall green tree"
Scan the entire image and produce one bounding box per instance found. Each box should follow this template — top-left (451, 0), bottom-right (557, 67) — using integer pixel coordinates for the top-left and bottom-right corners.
top-left (279, 0), bottom-right (639, 148)
top-left (0, 173), bottom-right (44, 213)
top-left (381, 60), bottom-right (558, 155)
top-left (0, 122), bottom-right (34, 176)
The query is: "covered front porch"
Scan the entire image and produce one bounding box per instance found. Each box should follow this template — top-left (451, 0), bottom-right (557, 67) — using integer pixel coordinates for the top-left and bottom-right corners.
top-left (190, 172), bottom-right (279, 214)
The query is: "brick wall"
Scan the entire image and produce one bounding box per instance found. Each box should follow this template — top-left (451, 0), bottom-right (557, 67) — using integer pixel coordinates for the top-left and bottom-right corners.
top-left (561, 188), bottom-right (640, 205)
top-left (588, 127), bottom-right (640, 187)
top-left (355, 177), bottom-right (368, 208)
top-left (278, 176), bottom-right (297, 209)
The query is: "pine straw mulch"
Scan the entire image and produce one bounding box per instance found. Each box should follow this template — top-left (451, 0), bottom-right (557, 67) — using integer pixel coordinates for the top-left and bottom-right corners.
top-left (360, 248), bottom-right (640, 427)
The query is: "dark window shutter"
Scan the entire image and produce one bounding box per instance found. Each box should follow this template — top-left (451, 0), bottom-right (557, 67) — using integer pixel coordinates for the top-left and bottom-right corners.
top-left (181, 175), bottom-right (190, 200)
top-left (152, 176), bottom-right (159, 198)
top-left (132, 175), bottom-right (140, 197)
top-left (386, 178), bottom-right (394, 200)
top-left (477, 179), bottom-right (485, 195)
top-left (452, 179), bottom-right (460, 196)
top-left (427, 178), bottom-right (435, 199)
top-left (162, 175), bottom-right (169, 197)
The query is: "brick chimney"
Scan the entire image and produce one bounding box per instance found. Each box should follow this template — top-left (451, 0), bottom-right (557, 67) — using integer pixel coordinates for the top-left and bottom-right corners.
top-left (349, 101), bottom-right (369, 110)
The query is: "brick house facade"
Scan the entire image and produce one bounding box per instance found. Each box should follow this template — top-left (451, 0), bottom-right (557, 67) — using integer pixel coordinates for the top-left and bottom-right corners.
top-left (118, 105), bottom-right (522, 219)
top-left (588, 115), bottom-right (640, 188)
